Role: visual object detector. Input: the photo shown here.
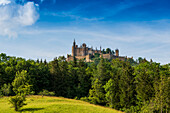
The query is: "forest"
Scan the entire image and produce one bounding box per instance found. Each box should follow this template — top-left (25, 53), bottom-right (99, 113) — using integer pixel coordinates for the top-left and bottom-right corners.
top-left (0, 53), bottom-right (169, 113)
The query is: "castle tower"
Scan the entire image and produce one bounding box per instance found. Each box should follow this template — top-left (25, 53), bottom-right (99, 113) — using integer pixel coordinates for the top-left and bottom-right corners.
top-left (72, 39), bottom-right (76, 56)
top-left (82, 43), bottom-right (86, 56)
top-left (115, 49), bottom-right (119, 56)
top-left (100, 46), bottom-right (101, 53)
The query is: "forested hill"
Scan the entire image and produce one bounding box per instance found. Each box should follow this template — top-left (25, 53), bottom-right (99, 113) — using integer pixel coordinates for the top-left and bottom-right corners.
top-left (0, 53), bottom-right (169, 113)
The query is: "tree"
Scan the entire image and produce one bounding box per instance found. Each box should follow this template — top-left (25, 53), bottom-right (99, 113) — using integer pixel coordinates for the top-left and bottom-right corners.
top-left (134, 62), bottom-right (161, 112)
top-left (29, 61), bottom-right (51, 94)
top-left (118, 62), bottom-right (135, 109)
top-left (67, 62), bottom-right (79, 98)
top-left (104, 79), bottom-right (119, 108)
top-left (154, 65), bottom-right (170, 113)
top-left (9, 70), bottom-right (31, 111)
top-left (12, 70), bottom-right (31, 96)
top-left (104, 59), bottom-right (135, 110)
top-left (1, 83), bottom-right (11, 96)
top-left (44, 59), bottom-right (47, 65)
top-left (75, 60), bottom-right (91, 98)
top-left (49, 57), bottom-right (69, 97)
top-left (89, 58), bottom-right (111, 105)
top-left (134, 62), bottom-right (155, 103)
top-left (9, 96), bottom-right (26, 111)
top-left (102, 49), bottom-right (106, 54)
top-left (36, 59), bottom-right (39, 63)
top-left (106, 48), bottom-right (111, 54)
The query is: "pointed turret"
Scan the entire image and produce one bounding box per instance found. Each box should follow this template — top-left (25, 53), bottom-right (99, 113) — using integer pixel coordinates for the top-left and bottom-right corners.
top-left (72, 39), bottom-right (76, 56)
top-left (73, 39), bottom-right (76, 47)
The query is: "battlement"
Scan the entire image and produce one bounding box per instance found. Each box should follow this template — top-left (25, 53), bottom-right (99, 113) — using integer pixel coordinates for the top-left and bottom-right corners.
top-left (67, 40), bottom-right (131, 62)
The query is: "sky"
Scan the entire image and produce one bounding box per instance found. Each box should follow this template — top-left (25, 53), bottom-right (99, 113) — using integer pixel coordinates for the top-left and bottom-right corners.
top-left (0, 0), bottom-right (170, 64)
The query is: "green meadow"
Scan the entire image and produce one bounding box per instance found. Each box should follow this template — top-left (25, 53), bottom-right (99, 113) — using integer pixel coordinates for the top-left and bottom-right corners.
top-left (0, 95), bottom-right (123, 113)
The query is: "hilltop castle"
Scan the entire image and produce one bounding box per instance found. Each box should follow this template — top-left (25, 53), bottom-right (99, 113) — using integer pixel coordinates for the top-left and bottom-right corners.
top-left (67, 39), bottom-right (132, 62)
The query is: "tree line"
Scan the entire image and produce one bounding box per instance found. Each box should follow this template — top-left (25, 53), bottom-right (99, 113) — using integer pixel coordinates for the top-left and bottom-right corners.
top-left (0, 53), bottom-right (169, 112)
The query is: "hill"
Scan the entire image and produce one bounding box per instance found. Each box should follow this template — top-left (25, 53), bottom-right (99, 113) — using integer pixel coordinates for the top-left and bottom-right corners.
top-left (0, 95), bottom-right (123, 113)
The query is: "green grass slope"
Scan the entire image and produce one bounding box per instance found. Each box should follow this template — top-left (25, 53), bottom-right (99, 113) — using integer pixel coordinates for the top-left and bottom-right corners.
top-left (0, 95), bottom-right (123, 113)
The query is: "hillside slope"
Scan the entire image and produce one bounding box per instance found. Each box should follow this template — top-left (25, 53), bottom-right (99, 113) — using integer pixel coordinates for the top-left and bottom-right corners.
top-left (0, 95), bottom-right (123, 113)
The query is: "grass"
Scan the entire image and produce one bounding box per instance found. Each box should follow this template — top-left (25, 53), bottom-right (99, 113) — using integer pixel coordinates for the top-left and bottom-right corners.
top-left (0, 95), bottom-right (123, 113)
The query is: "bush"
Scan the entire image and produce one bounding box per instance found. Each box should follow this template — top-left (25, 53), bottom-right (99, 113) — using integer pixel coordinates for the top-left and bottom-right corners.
top-left (49, 91), bottom-right (55, 96)
top-left (74, 96), bottom-right (79, 100)
top-left (80, 97), bottom-right (90, 102)
top-left (38, 89), bottom-right (55, 97)
top-left (1, 83), bottom-right (11, 96)
top-left (9, 96), bottom-right (26, 111)
top-left (0, 91), bottom-right (3, 98)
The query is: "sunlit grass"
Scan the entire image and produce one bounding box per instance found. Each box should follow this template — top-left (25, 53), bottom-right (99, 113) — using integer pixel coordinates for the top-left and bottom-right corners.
top-left (0, 95), bottom-right (123, 113)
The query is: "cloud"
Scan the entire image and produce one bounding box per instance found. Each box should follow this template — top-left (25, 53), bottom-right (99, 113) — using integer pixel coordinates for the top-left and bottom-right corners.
top-left (41, 0), bottom-right (153, 22)
top-left (0, 0), bottom-right (39, 38)
top-left (0, 0), bottom-right (11, 5)
top-left (18, 20), bottom-right (170, 64)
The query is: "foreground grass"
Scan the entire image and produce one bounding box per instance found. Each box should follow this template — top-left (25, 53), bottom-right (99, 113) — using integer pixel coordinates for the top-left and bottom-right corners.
top-left (0, 95), bottom-right (123, 113)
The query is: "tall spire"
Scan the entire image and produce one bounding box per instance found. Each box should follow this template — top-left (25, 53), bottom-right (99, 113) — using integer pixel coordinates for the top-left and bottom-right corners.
top-left (73, 39), bottom-right (76, 46)
top-left (72, 39), bottom-right (76, 57)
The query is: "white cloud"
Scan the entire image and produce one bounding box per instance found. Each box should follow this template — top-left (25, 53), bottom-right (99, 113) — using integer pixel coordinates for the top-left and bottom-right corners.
top-left (18, 22), bottom-right (170, 64)
top-left (0, 0), bottom-right (39, 38)
top-left (17, 2), bottom-right (39, 26)
top-left (0, 0), bottom-right (11, 5)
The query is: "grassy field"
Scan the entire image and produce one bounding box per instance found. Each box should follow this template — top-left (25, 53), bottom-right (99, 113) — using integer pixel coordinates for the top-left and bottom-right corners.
top-left (0, 95), bottom-right (123, 113)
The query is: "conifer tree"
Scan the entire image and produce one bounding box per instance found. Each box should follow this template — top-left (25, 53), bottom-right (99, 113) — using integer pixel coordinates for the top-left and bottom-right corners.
top-left (154, 65), bottom-right (170, 113)
top-left (9, 70), bottom-right (31, 111)
top-left (119, 62), bottom-right (135, 109)
top-left (89, 58), bottom-right (110, 105)
top-left (134, 62), bottom-right (155, 103)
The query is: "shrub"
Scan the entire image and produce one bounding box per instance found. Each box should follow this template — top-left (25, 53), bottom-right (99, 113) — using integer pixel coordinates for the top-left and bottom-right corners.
top-left (38, 89), bottom-right (55, 97)
top-left (1, 83), bottom-right (11, 96)
top-left (9, 96), bottom-right (26, 111)
top-left (0, 91), bottom-right (3, 98)
top-left (9, 70), bottom-right (31, 111)
top-left (80, 97), bottom-right (90, 102)
top-left (74, 96), bottom-right (79, 100)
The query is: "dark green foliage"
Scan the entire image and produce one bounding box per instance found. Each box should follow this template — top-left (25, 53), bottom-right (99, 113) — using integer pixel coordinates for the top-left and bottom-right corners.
top-left (12, 70), bottom-right (31, 96)
top-left (104, 59), bottom-right (135, 110)
top-left (103, 48), bottom-right (114, 55)
top-left (118, 62), bottom-right (135, 109)
top-left (9, 70), bottom-right (31, 111)
top-left (134, 62), bottom-right (158, 103)
top-left (0, 53), bottom-right (169, 113)
top-left (38, 89), bottom-right (55, 97)
top-left (1, 83), bottom-right (11, 96)
top-left (153, 65), bottom-right (170, 113)
top-left (106, 48), bottom-right (111, 54)
top-left (9, 95), bottom-right (26, 111)
top-left (49, 57), bottom-right (70, 97)
top-left (89, 58), bottom-right (111, 105)
top-left (75, 60), bottom-right (91, 98)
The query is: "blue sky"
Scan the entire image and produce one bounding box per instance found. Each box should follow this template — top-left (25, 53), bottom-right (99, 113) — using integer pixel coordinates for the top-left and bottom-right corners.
top-left (0, 0), bottom-right (170, 64)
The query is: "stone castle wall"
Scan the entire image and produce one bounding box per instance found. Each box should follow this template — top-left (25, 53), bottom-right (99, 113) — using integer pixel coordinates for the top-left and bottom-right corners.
top-left (67, 40), bottom-right (132, 62)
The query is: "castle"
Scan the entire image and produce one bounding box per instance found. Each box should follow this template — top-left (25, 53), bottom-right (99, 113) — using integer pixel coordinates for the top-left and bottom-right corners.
top-left (67, 39), bottom-right (132, 62)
